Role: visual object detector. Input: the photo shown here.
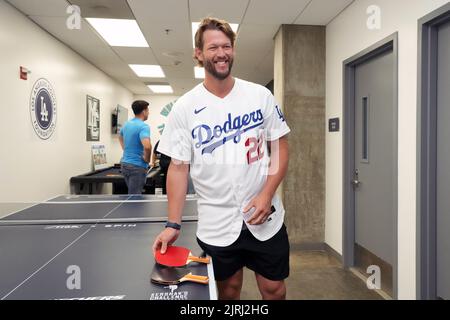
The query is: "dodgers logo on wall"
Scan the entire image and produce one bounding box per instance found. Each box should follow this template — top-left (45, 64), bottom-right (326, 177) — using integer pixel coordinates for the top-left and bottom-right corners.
top-left (30, 78), bottom-right (57, 140)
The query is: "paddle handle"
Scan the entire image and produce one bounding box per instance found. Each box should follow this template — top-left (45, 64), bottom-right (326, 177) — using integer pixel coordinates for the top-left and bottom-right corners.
top-left (188, 255), bottom-right (210, 264)
top-left (184, 274), bottom-right (209, 284)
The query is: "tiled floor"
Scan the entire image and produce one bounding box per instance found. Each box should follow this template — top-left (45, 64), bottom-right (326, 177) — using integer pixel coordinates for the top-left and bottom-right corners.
top-left (240, 250), bottom-right (383, 300)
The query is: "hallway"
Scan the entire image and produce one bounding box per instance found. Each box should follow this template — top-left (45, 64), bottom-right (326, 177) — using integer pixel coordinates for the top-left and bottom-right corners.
top-left (241, 250), bottom-right (384, 300)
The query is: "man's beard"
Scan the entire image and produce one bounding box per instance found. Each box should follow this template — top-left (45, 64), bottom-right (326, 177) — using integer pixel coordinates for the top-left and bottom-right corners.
top-left (203, 57), bottom-right (234, 80)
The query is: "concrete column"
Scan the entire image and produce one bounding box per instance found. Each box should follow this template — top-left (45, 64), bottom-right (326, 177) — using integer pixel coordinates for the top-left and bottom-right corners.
top-left (274, 25), bottom-right (326, 246)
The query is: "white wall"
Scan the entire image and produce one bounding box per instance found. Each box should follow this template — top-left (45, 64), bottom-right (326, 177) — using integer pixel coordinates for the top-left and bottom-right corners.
top-left (133, 95), bottom-right (180, 147)
top-left (0, 0), bottom-right (133, 202)
top-left (325, 0), bottom-right (449, 299)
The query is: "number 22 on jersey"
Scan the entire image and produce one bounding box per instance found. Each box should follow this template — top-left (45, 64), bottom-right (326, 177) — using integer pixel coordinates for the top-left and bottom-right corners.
top-left (245, 136), bottom-right (264, 165)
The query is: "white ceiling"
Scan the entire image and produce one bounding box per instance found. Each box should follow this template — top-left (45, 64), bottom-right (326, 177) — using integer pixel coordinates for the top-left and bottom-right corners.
top-left (7, 0), bottom-right (354, 96)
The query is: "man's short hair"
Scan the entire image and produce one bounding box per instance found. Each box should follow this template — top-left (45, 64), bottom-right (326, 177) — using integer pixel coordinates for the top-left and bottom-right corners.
top-left (193, 17), bottom-right (236, 67)
top-left (132, 100), bottom-right (149, 115)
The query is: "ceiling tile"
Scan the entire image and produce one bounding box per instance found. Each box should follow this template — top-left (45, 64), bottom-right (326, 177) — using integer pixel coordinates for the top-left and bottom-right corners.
top-left (243, 0), bottom-right (310, 25)
top-left (68, 0), bottom-right (134, 19)
top-left (112, 47), bottom-right (159, 65)
top-left (29, 16), bottom-right (105, 47)
top-left (6, 0), bottom-right (70, 17)
top-left (189, 0), bottom-right (248, 23)
top-left (295, 0), bottom-right (354, 25)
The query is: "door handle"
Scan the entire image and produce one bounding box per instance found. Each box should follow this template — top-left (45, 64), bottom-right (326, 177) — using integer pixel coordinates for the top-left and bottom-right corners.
top-left (351, 179), bottom-right (361, 188)
top-left (352, 169), bottom-right (361, 188)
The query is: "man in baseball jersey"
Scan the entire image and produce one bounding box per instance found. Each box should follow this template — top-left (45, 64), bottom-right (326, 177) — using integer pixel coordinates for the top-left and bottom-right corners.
top-left (152, 17), bottom-right (290, 300)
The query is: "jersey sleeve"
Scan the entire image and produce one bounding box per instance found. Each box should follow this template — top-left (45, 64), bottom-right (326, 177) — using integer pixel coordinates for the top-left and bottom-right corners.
top-left (139, 124), bottom-right (150, 140)
top-left (157, 102), bottom-right (192, 162)
top-left (263, 91), bottom-right (291, 141)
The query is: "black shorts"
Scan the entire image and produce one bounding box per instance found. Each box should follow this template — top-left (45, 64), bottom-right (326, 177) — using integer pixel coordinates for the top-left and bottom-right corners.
top-left (197, 224), bottom-right (290, 282)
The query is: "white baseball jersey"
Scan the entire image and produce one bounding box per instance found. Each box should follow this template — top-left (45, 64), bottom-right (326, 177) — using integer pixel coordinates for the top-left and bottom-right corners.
top-left (157, 78), bottom-right (291, 247)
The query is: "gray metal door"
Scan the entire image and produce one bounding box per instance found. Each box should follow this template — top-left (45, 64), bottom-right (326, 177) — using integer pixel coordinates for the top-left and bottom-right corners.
top-left (353, 49), bottom-right (395, 291)
top-left (437, 20), bottom-right (450, 300)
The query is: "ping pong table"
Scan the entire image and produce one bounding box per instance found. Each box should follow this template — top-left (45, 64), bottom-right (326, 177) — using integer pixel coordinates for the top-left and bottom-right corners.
top-left (0, 194), bottom-right (217, 300)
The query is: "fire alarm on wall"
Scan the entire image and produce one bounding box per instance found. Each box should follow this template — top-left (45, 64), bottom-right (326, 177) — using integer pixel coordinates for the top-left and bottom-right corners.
top-left (20, 66), bottom-right (30, 80)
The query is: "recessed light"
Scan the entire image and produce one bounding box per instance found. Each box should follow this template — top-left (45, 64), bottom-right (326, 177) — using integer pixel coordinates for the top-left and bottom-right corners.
top-left (148, 85), bottom-right (173, 94)
top-left (191, 22), bottom-right (239, 48)
top-left (86, 18), bottom-right (149, 47)
top-left (129, 65), bottom-right (165, 78)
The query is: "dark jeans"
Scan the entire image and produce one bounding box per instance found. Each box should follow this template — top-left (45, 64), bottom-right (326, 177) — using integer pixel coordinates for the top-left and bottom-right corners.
top-left (121, 163), bottom-right (147, 194)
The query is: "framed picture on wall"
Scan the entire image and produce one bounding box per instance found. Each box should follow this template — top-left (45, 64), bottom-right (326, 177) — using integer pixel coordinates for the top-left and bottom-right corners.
top-left (86, 95), bottom-right (100, 141)
top-left (92, 144), bottom-right (108, 171)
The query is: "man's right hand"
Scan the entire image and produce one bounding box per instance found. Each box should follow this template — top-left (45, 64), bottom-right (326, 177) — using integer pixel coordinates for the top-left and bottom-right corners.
top-left (152, 227), bottom-right (180, 256)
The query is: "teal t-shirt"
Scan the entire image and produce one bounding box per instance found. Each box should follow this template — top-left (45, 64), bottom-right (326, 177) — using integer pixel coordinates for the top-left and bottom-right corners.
top-left (120, 118), bottom-right (151, 168)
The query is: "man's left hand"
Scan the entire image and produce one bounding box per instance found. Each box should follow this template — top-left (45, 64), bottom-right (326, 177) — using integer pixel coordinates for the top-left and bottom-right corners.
top-left (243, 192), bottom-right (273, 225)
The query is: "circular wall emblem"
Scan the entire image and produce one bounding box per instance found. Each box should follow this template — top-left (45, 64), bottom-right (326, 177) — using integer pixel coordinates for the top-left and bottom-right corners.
top-left (30, 78), bottom-right (57, 140)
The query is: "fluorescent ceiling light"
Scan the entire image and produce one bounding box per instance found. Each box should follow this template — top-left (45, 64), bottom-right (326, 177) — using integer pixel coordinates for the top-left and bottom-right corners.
top-left (129, 65), bottom-right (165, 78)
top-left (86, 18), bottom-right (149, 47)
top-left (191, 22), bottom-right (239, 48)
top-left (148, 85), bottom-right (173, 94)
top-left (194, 67), bottom-right (205, 79)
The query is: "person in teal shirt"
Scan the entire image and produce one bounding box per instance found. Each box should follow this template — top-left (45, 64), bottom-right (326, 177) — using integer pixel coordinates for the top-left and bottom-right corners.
top-left (119, 100), bottom-right (152, 194)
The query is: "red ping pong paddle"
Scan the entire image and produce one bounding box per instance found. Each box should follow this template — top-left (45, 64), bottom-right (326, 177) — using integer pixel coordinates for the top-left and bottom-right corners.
top-left (150, 265), bottom-right (209, 285)
top-left (155, 246), bottom-right (210, 267)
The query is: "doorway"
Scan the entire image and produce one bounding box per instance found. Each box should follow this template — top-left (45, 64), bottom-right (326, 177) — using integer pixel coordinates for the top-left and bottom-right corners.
top-left (417, 3), bottom-right (450, 300)
top-left (343, 34), bottom-right (398, 298)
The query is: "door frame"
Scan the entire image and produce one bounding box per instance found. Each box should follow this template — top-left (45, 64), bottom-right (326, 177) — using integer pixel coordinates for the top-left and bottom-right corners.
top-left (342, 33), bottom-right (399, 299)
top-left (417, 3), bottom-right (450, 300)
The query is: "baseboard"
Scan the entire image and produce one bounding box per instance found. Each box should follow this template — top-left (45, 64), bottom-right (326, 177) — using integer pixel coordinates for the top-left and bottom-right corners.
top-left (290, 242), bottom-right (343, 264)
top-left (350, 267), bottom-right (392, 300)
top-left (324, 243), bottom-right (343, 263)
top-left (290, 242), bottom-right (326, 251)
top-left (354, 243), bottom-right (393, 297)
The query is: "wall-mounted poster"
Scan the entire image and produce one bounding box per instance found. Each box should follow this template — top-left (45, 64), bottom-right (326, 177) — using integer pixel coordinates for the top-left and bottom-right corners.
top-left (158, 99), bottom-right (177, 134)
top-left (29, 78), bottom-right (57, 140)
top-left (86, 95), bottom-right (100, 141)
top-left (92, 145), bottom-right (108, 171)
top-left (160, 100), bottom-right (177, 117)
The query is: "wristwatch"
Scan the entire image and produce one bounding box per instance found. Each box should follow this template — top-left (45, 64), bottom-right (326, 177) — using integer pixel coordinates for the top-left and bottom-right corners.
top-left (165, 221), bottom-right (181, 230)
